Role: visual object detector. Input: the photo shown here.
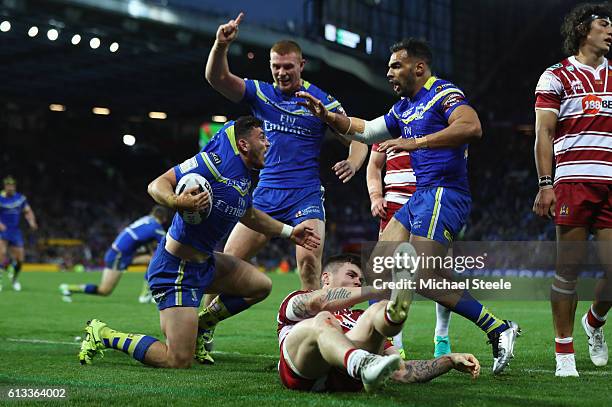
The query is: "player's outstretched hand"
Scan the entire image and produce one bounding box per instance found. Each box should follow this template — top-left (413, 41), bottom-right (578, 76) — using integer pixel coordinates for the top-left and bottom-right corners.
top-left (370, 196), bottom-right (388, 219)
top-left (332, 160), bottom-right (356, 183)
top-left (378, 138), bottom-right (417, 153)
top-left (449, 353), bottom-right (480, 379)
top-left (290, 223), bottom-right (321, 251)
top-left (216, 12), bottom-right (244, 45)
top-left (176, 186), bottom-right (211, 212)
top-left (532, 188), bottom-right (555, 219)
top-left (296, 91), bottom-right (328, 121)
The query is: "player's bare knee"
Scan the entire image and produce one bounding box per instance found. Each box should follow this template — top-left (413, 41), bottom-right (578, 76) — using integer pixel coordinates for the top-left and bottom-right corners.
top-left (251, 275), bottom-right (272, 301)
top-left (166, 351), bottom-right (193, 368)
top-left (313, 311), bottom-right (341, 332)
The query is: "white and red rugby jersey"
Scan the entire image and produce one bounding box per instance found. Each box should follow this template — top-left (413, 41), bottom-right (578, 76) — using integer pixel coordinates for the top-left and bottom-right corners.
top-left (276, 290), bottom-right (365, 346)
top-left (372, 144), bottom-right (417, 204)
top-left (535, 56), bottom-right (612, 185)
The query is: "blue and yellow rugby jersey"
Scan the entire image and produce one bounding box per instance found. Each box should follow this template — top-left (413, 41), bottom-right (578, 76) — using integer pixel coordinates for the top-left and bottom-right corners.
top-left (384, 77), bottom-right (471, 193)
top-left (0, 191), bottom-right (27, 230)
top-left (169, 121), bottom-right (252, 255)
top-left (111, 216), bottom-right (164, 256)
top-left (241, 79), bottom-right (343, 188)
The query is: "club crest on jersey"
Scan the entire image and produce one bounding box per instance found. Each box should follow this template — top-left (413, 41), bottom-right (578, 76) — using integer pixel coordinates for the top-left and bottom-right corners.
top-left (570, 80), bottom-right (585, 92)
top-left (559, 204), bottom-right (569, 216)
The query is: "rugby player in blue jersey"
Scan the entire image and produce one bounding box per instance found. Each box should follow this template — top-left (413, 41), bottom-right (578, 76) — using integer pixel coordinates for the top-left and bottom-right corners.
top-left (298, 39), bottom-right (520, 374)
top-left (78, 116), bottom-right (320, 368)
top-left (201, 12), bottom-right (368, 362)
top-left (59, 206), bottom-right (169, 303)
top-left (205, 13), bottom-right (367, 291)
top-left (0, 176), bottom-right (38, 292)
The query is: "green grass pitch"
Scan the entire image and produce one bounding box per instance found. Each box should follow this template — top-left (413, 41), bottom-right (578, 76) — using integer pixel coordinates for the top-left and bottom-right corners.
top-left (0, 271), bottom-right (609, 406)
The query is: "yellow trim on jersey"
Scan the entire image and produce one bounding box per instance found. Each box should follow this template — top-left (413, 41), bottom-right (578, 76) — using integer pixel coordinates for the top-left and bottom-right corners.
top-left (302, 80), bottom-right (311, 89)
top-left (424, 76), bottom-right (438, 91)
top-left (200, 153), bottom-right (250, 197)
top-left (175, 260), bottom-right (185, 306)
top-left (325, 100), bottom-right (341, 110)
top-left (224, 125), bottom-right (239, 155)
top-left (253, 79), bottom-right (320, 116)
top-left (427, 187), bottom-right (444, 239)
top-left (399, 88), bottom-right (464, 125)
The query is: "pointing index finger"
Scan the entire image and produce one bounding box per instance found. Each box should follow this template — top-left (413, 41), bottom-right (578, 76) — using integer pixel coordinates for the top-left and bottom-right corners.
top-left (235, 12), bottom-right (244, 25)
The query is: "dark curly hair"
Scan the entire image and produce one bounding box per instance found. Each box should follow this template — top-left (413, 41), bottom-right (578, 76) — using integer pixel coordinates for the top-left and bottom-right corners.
top-left (561, 2), bottom-right (612, 55)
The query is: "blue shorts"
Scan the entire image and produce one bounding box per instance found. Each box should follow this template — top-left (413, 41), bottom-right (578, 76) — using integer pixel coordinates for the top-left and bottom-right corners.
top-left (394, 187), bottom-right (471, 246)
top-left (103, 248), bottom-right (133, 271)
top-left (145, 242), bottom-right (215, 311)
top-left (252, 185), bottom-right (325, 226)
top-left (0, 228), bottom-right (23, 247)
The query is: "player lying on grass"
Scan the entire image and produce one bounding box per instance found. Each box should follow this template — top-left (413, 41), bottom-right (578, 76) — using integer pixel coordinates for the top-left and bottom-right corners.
top-left (77, 116), bottom-right (320, 368)
top-left (277, 252), bottom-right (480, 393)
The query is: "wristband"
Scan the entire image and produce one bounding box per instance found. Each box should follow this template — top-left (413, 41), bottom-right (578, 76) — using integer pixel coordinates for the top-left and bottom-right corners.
top-left (538, 175), bottom-right (553, 188)
top-left (280, 224), bottom-right (294, 238)
top-left (341, 117), bottom-right (353, 137)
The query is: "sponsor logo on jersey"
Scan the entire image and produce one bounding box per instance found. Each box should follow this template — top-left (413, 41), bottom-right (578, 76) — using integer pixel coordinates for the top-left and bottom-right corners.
top-left (442, 93), bottom-right (465, 113)
top-left (179, 157), bottom-right (198, 173)
top-left (559, 204), bottom-right (569, 216)
top-left (435, 83), bottom-right (453, 93)
top-left (566, 65), bottom-right (575, 72)
top-left (210, 152), bottom-right (222, 166)
top-left (582, 94), bottom-right (611, 114)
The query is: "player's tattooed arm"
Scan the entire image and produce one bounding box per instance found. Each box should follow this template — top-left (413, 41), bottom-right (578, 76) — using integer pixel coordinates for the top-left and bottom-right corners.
top-left (289, 286), bottom-right (386, 319)
top-left (393, 358), bottom-right (453, 383)
top-left (392, 353), bottom-right (480, 383)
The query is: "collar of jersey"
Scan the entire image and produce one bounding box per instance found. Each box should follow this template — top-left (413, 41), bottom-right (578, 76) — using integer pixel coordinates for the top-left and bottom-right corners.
top-left (568, 55), bottom-right (608, 75)
top-left (394, 77), bottom-right (464, 125)
top-left (255, 80), bottom-right (340, 116)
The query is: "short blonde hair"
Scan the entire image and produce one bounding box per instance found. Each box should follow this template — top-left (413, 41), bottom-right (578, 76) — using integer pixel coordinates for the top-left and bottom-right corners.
top-left (270, 40), bottom-right (302, 58)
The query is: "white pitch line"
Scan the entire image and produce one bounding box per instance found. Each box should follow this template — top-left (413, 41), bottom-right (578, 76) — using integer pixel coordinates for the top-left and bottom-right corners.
top-left (524, 368), bottom-right (610, 376)
top-left (7, 338), bottom-right (79, 346)
top-left (5, 338), bottom-right (277, 358)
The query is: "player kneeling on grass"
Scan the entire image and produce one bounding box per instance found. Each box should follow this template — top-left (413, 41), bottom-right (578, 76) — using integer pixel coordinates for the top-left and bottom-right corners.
top-left (77, 116), bottom-right (321, 368)
top-left (277, 252), bottom-right (480, 393)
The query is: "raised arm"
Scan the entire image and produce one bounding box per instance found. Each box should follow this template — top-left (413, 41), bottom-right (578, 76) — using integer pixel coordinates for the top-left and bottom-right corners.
top-left (239, 207), bottom-right (320, 251)
top-left (287, 286), bottom-right (386, 320)
top-left (205, 12), bottom-right (246, 103)
top-left (366, 148), bottom-right (387, 219)
top-left (532, 109), bottom-right (558, 218)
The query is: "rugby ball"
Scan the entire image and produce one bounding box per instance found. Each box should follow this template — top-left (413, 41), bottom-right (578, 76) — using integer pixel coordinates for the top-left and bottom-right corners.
top-left (175, 173), bottom-right (213, 224)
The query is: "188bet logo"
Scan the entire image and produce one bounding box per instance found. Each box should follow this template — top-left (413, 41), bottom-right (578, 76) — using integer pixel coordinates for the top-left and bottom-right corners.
top-left (582, 94), bottom-right (612, 114)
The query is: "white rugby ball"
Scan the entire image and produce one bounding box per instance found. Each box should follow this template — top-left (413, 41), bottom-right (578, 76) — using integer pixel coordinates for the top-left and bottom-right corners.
top-left (175, 173), bottom-right (213, 224)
